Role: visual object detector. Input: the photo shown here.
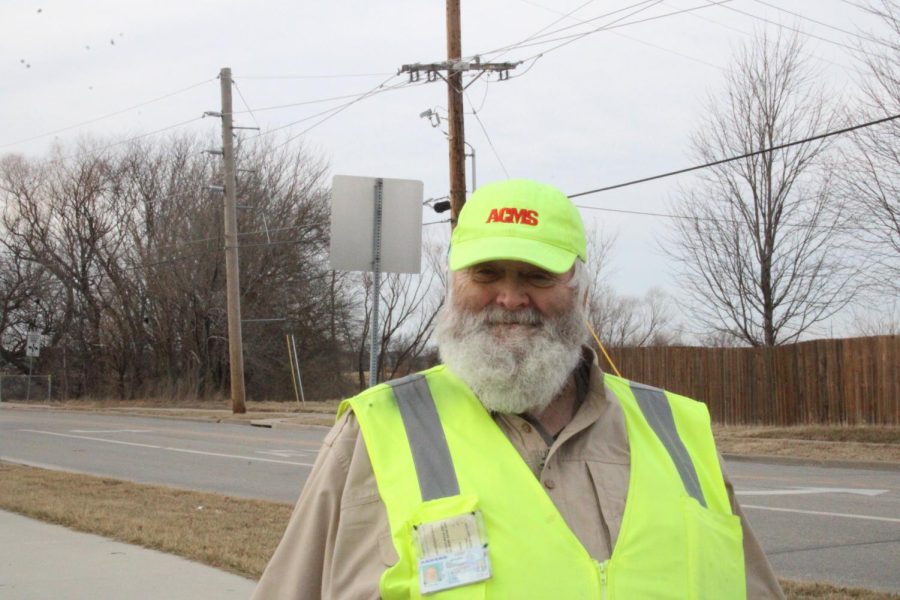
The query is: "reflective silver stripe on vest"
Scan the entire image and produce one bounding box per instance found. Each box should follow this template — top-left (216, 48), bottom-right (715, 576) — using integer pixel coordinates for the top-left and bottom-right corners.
top-left (629, 382), bottom-right (707, 508)
top-left (388, 374), bottom-right (460, 501)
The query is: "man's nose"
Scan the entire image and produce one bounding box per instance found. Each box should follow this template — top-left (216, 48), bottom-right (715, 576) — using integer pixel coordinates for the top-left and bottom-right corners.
top-left (493, 279), bottom-right (530, 310)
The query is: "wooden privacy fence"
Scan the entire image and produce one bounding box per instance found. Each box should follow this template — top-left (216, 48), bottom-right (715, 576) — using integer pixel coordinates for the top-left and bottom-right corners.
top-left (609, 335), bottom-right (899, 426)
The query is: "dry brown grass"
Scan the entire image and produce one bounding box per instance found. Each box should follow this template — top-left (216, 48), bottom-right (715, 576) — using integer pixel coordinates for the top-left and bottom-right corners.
top-left (716, 425), bottom-right (900, 444)
top-left (714, 425), bottom-right (900, 463)
top-left (0, 461), bottom-right (292, 578)
top-left (2, 462), bottom-right (898, 598)
top-left (781, 580), bottom-right (900, 599)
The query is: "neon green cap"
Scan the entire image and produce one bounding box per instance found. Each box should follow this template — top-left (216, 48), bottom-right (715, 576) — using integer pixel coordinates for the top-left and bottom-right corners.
top-left (449, 179), bottom-right (587, 273)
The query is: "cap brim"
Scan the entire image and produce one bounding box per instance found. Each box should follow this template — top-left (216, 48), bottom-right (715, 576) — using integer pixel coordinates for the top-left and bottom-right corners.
top-left (449, 236), bottom-right (577, 273)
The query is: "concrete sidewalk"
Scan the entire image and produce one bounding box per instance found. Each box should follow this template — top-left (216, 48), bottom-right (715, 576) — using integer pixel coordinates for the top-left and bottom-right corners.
top-left (0, 510), bottom-right (257, 599)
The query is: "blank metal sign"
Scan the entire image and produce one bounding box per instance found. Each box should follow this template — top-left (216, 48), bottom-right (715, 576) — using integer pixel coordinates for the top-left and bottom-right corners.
top-left (329, 175), bottom-right (423, 274)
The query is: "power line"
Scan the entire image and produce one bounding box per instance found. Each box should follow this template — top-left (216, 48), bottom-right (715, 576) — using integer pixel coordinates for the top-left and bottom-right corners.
top-left (232, 79), bottom-right (262, 130)
top-left (248, 75), bottom-right (406, 141)
top-left (573, 203), bottom-right (880, 232)
top-left (232, 90), bottom-right (385, 115)
top-left (747, 0), bottom-right (894, 50)
top-left (503, 0), bottom-right (604, 61)
top-left (511, 0), bottom-right (724, 71)
top-left (708, 1), bottom-right (882, 60)
top-left (238, 239), bottom-right (310, 249)
top-left (492, 0), bottom-right (669, 63)
top-left (468, 78), bottom-right (492, 113)
top-left (145, 233), bottom-right (222, 253)
top-left (0, 78), bottom-right (215, 149)
top-left (499, 0), bottom-right (739, 65)
top-left (658, 0), bottom-right (852, 73)
top-left (58, 116), bottom-right (206, 161)
top-left (121, 219), bottom-right (326, 257)
top-left (476, 0), bottom-right (742, 65)
top-left (505, 54), bottom-right (545, 80)
top-left (836, 0), bottom-right (871, 11)
top-left (237, 72), bottom-right (395, 80)
top-left (475, 0), bottom-right (665, 60)
top-left (609, 29), bottom-right (724, 71)
top-left (268, 76), bottom-right (416, 149)
top-left (121, 247), bottom-right (221, 273)
top-left (464, 89), bottom-right (510, 178)
top-left (567, 112), bottom-right (900, 199)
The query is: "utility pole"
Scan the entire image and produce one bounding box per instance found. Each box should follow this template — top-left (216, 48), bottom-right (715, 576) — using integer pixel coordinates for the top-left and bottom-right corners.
top-left (219, 67), bottom-right (247, 414)
top-left (446, 0), bottom-right (465, 228)
top-left (399, 0), bottom-right (517, 228)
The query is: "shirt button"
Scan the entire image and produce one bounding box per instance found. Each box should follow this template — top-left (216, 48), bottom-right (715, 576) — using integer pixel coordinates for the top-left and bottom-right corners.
top-left (521, 422), bottom-right (532, 433)
top-left (544, 479), bottom-right (556, 490)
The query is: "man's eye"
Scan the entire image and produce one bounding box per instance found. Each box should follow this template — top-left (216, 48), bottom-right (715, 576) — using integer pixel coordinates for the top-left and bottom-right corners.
top-left (471, 269), bottom-right (500, 282)
top-left (526, 272), bottom-right (558, 287)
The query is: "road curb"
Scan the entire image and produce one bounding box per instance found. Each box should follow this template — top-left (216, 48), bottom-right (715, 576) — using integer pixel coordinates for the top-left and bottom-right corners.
top-left (722, 452), bottom-right (900, 472)
top-left (250, 418), bottom-right (333, 429)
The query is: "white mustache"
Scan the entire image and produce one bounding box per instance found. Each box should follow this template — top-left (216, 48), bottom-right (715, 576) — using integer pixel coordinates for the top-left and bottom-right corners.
top-left (480, 308), bottom-right (543, 326)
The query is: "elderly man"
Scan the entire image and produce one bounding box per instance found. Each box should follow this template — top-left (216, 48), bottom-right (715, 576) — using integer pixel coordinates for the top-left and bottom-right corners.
top-left (253, 179), bottom-right (784, 599)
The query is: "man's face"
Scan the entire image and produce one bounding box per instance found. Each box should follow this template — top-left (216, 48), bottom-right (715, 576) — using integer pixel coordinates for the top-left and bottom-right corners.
top-left (436, 259), bottom-right (587, 414)
top-left (451, 260), bottom-right (578, 329)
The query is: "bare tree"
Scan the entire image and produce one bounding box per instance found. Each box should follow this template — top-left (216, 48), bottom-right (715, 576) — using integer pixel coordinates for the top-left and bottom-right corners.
top-left (0, 245), bottom-right (55, 372)
top-left (848, 302), bottom-right (900, 336)
top-left (583, 229), bottom-right (681, 348)
top-left (0, 134), bottom-right (350, 401)
top-left (841, 0), bottom-right (900, 295)
top-left (668, 30), bottom-right (857, 346)
top-left (590, 287), bottom-right (680, 347)
top-left (351, 241), bottom-right (446, 389)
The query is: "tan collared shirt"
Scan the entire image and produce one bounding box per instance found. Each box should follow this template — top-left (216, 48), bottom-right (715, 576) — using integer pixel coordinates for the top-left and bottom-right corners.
top-left (252, 361), bottom-right (785, 599)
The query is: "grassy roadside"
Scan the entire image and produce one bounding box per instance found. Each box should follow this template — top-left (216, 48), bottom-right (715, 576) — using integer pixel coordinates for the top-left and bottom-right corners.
top-left (0, 461), bottom-right (292, 578)
top-left (714, 425), bottom-right (900, 463)
top-left (1, 462), bottom-right (897, 599)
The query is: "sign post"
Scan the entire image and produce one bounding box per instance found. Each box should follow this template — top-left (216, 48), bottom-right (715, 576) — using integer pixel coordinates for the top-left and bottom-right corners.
top-left (25, 331), bottom-right (41, 401)
top-left (369, 179), bottom-right (384, 385)
top-left (330, 175), bottom-right (423, 387)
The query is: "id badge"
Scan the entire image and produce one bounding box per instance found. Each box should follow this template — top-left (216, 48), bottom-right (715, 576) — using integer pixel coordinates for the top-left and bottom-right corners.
top-left (413, 510), bottom-right (492, 594)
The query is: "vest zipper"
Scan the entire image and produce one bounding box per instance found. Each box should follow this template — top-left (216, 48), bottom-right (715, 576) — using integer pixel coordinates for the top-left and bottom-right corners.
top-left (595, 560), bottom-right (608, 599)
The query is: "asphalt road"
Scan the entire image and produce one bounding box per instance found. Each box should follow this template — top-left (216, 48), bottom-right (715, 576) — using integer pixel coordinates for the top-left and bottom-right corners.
top-left (0, 406), bottom-right (321, 502)
top-left (2, 405), bottom-right (898, 592)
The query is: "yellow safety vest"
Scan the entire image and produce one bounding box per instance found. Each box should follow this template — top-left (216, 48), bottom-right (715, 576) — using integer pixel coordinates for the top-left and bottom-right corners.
top-left (338, 365), bottom-right (745, 599)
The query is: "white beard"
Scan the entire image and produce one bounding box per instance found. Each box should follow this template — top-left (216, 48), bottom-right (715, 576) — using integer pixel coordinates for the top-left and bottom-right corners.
top-left (435, 300), bottom-right (588, 415)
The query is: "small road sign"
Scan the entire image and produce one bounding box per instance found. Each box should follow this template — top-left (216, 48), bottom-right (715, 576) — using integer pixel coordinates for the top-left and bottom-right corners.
top-left (25, 332), bottom-right (42, 358)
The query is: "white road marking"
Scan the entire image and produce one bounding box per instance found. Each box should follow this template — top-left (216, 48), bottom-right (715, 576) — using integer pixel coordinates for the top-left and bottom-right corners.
top-left (18, 429), bottom-right (315, 467)
top-left (69, 429), bottom-right (152, 434)
top-left (743, 504), bottom-right (900, 524)
top-left (256, 450), bottom-right (316, 458)
top-left (736, 487), bottom-right (889, 497)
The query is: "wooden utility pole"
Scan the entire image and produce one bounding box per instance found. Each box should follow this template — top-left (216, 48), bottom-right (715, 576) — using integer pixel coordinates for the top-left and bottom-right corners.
top-left (399, 1), bottom-right (517, 228)
top-left (446, 0), bottom-right (466, 228)
top-left (219, 67), bottom-right (247, 414)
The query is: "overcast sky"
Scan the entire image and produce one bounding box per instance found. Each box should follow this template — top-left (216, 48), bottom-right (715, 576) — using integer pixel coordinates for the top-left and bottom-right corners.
top-left (0, 0), bottom-right (892, 336)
